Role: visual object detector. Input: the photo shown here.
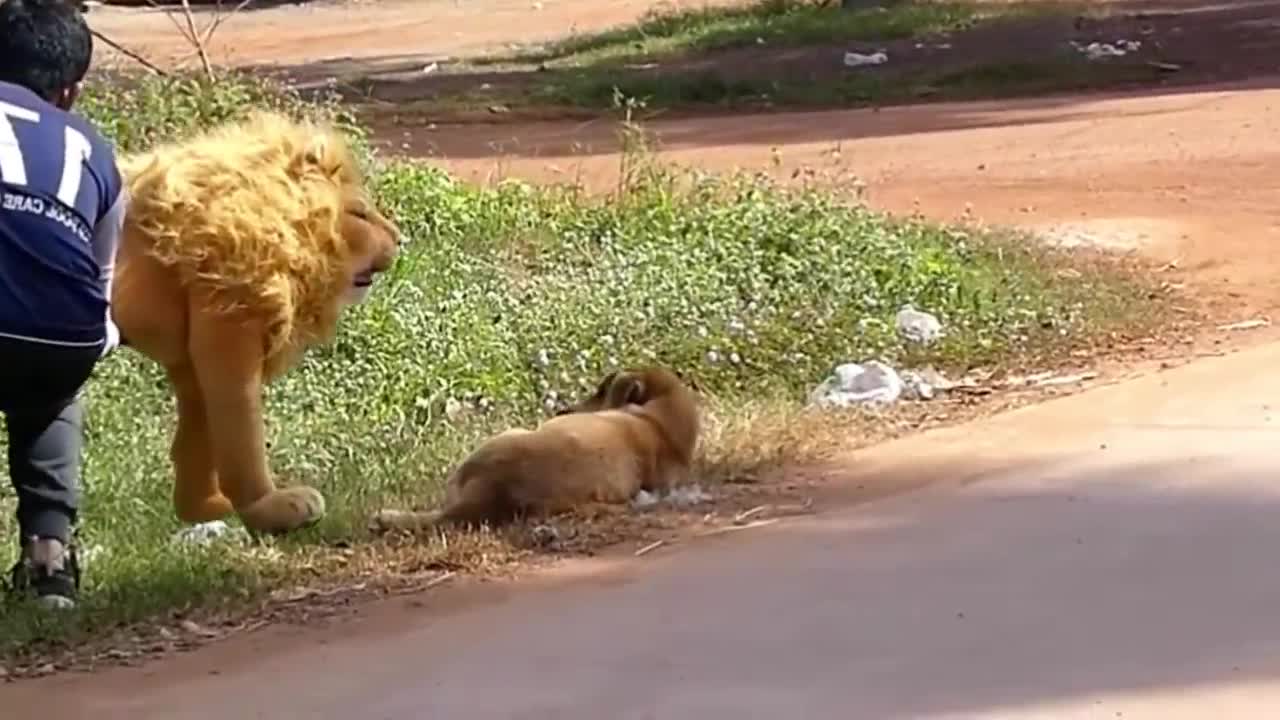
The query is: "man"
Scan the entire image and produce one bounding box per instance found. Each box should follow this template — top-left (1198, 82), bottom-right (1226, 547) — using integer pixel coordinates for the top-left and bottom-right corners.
top-left (0, 0), bottom-right (127, 609)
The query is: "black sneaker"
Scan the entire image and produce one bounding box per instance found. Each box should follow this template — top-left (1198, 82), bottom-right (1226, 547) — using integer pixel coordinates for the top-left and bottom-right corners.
top-left (9, 536), bottom-right (80, 610)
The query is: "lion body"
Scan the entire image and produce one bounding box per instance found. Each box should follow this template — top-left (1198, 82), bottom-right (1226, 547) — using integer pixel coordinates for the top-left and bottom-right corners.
top-left (112, 111), bottom-right (399, 533)
top-left (372, 367), bottom-right (700, 532)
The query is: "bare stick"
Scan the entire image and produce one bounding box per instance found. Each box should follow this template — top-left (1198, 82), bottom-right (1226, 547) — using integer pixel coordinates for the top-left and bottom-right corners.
top-left (142, 0), bottom-right (199, 73)
top-left (140, 0), bottom-right (256, 77)
top-left (201, 0), bottom-right (255, 46)
top-left (634, 539), bottom-right (666, 557)
top-left (179, 0), bottom-right (215, 80)
top-left (90, 29), bottom-right (170, 76)
top-left (695, 518), bottom-right (780, 537)
top-left (390, 570), bottom-right (458, 595)
top-left (277, 582), bottom-right (369, 603)
top-left (146, 0), bottom-right (193, 40)
top-left (419, 570), bottom-right (458, 590)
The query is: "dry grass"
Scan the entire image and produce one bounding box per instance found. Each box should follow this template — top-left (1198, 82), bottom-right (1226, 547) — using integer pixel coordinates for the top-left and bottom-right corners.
top-left (0, 392), bottom-right (955, 677)
top-left (2, 322), bottom-right (1229, 681)
top-left (699, 394), bottom-right (876, 484)
top-left (0, 70), bottom-right (1195, 677)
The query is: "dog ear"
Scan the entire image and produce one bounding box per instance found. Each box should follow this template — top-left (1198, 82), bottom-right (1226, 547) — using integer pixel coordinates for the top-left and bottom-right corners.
top-left (592, 371), bottom-right (620, 400)
top-left (604, 373), bottom-right (645, 407)
top-left (624, 378), bottom-right (647, 405)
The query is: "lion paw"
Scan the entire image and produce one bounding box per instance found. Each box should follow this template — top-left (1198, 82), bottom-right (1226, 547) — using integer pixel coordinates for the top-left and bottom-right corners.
top-left (237, 486), bottom-right (326, 534)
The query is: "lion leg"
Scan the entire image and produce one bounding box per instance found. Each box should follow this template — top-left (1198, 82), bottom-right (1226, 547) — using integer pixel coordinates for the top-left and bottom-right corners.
top-left (188, 304), bottom-right (324, 534)
top-left (167, 363), bottom-right (234, 523)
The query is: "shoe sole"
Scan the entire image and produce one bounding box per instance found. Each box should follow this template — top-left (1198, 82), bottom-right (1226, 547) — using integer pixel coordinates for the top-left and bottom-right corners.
top-left (35, 594), bottom-right (76, 611)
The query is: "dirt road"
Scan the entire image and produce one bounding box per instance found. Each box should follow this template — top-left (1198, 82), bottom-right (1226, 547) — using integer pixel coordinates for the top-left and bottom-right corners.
top-left (10, 326), bottom-right (1280, 718)
top-left (52, 1), bottom-right (1280, 712)
top-left (88, 0), bottom-right (1280, 314)
top-left (407, 76), bottom-right (1280, 320)
top-left (86, 0), bottom-right (742, 70)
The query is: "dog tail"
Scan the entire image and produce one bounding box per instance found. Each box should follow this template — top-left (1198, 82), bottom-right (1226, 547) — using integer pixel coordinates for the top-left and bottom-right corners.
top-left (436, 474), bottom-right (520, 529)
top-left (371, 473), bottom-right (521, 535)
top-left (369, 508), bottom-right (446, 534)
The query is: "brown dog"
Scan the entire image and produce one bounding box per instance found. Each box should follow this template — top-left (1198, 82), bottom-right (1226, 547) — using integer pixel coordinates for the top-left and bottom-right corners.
top-left (370, 366), bottom-right (700, 533)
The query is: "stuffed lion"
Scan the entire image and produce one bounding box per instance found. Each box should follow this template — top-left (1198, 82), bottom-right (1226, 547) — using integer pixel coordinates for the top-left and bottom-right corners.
top-left (111, 111), bottom-right (401, 534)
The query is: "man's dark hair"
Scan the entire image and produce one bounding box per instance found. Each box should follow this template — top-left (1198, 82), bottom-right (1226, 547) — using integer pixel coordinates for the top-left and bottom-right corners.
top-left (0, 0), bottom-right (94, 100)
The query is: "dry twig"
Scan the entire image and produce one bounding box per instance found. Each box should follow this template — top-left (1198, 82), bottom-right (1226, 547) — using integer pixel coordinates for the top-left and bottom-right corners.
top-left (89, 29), bottom-right (170, 76)
top-left (201, 0), bottom-right (255, 45)
top-left (634, 539), bottom-right (666, 557)
top-left (390, 570), bottom-right (458, 595)
top-left (140, 0), bottom-right (257, 79)
top-left (695, 518), bottom-right (780, 537)
top-left (178, 0), bottom-right (214, 79)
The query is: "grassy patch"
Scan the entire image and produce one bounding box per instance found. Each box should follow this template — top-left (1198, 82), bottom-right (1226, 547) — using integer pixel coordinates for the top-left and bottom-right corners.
top-left (518, 55), bottom-right (1166, 110)
top-left (480, 0), bottom-right (999, 67)
top-left (76, 72), bottom-right (363, 153)
top-left (0, 72), bottom-right (1160, 662)
top-left (360, 0), bottom-right (1169, 115)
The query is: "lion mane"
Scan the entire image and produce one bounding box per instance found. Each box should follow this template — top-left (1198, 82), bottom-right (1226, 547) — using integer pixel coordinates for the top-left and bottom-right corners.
top-left (119, 110), bottom-right (383, 378)
top-left (113, 110), bottom-right (400, 533)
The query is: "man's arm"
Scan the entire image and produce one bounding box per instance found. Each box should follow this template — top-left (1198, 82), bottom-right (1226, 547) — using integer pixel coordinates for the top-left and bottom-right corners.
top-left (92, 183), bottom-right (128, 357)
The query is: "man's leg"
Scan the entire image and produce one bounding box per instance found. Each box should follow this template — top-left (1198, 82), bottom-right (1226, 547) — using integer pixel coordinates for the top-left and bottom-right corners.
top-left (8, 395), bottom-right (86, 609)
top-left (0, 336), bottom-right (101, 609)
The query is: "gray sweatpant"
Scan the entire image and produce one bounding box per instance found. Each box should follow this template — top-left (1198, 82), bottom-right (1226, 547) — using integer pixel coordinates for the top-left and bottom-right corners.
top-left (0, 336), bottom-right (100, 544)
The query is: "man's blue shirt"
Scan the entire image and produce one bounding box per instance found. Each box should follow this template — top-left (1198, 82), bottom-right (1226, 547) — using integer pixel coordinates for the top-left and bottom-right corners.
top-left (0, 80), bottom-right (124, 349)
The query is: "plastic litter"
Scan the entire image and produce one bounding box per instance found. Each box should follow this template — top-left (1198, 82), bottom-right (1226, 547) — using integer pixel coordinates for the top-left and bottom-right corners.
top-left (896, 304), bottom-right (944, 345)
top-left (631, 484), bottom-right (714, 510)
top-left (810, 361), bottom-right (904, 408)
top-left (843, 51), bottom-right (888, 67)
top-left (900, 370), bottom-right (936, 401)
top-left (173, 520), bottom-right (249, 546)
top-left (1073, 39), bottom-right (1141, 60)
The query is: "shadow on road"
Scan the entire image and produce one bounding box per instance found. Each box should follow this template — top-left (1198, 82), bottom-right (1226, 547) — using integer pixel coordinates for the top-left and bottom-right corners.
top-left (11, 442), bottom-right (1280, 719)
top-left (358, 74), bottom-right (1276, 167)
top-left (771, 449), bottom-right (1280, 717)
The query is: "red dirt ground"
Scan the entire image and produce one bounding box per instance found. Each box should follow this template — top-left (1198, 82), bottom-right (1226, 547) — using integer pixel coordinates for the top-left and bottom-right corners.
top-left (21, 0), bottom-right (1278, 690)
top-left (327, 0), bottom-right (1280, 118)
top-left (86, 0), bottom-right (746, 70)
top-left (86, 0), bottom-right (1280, 320)
top-left (397, 76), bottom-right (1280, 327)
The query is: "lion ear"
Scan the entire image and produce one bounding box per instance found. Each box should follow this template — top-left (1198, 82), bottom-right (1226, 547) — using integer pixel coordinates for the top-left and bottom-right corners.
top-left (285, 136), bottom-right (330, 180)
top-left (304, 136), bottom-right (329, 167)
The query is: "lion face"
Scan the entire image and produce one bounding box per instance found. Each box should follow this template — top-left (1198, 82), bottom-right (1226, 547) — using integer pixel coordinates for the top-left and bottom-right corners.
top-left (340, 202), bottom-right (401, 306)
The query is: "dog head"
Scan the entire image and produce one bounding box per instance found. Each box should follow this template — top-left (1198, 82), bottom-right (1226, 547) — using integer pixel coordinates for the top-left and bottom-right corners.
top-left (557, 366), bottom-right (692, 416)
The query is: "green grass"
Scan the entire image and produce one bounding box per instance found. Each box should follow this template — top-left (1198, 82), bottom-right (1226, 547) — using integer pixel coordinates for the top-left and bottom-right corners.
top-left (518, 56), bottom-right (1166, 111)
top-left (481, 0), bottom-right (992, 66)
top-left (383, 0), bottom-right (1156, 116)
top-left (0, 72), bottom-right (1160, 662)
